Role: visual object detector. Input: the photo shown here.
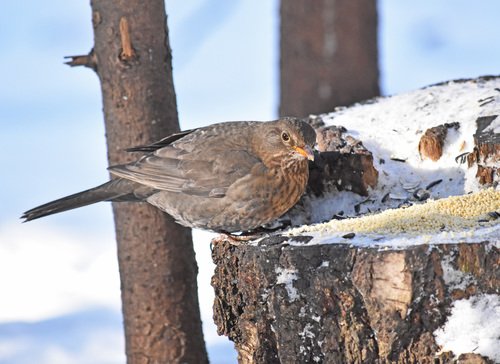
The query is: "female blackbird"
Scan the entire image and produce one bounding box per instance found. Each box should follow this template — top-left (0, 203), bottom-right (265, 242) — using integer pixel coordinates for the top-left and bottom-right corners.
top-left (22, 117), bottom-right (316, 233)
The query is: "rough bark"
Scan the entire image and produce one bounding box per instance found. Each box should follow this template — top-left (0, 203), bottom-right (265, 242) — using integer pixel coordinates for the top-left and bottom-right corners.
top-left (85, 1), bottom-right (208, 363)
top-left (467, 115), bottom-right (500, 186)
top-left (212, 239), bottom-right (498, 364)
top-left (280, 0), bottom-right (379, 117)
top-left (418, 122), bottom-right (460, 161)
top-left (310, 123), bottom-right (378, 197)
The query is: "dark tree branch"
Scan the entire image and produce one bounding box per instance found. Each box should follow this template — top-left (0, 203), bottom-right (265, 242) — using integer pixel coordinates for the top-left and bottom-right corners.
top-left (64, 49), bottom-right (97, 71)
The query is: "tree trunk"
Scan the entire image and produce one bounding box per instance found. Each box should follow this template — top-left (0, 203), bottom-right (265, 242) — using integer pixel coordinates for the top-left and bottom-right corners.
top-left (212, 239), bottom-right (498, 364)
top-left (79, 2), bottom-right (208, 363)
top-left (279, 0), bottom-right (380, 117)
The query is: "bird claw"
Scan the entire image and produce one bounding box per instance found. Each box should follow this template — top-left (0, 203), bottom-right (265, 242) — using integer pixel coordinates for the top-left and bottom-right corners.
top-left (212, 233), bottom-right (258, 246)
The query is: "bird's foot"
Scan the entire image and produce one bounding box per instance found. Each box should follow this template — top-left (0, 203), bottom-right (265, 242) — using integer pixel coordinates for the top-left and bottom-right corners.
top-left (211, 233), bottom-right (256, 246)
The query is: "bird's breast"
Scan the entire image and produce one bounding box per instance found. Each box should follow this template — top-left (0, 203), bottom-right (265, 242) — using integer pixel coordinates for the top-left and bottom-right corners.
top-left (271, 160), bottom-right (309, 213)
top-left (160, 158), bottom-right (310, 233)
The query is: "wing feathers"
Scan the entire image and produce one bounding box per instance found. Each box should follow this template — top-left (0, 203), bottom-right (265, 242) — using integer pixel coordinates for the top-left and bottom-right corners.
top-left (110, 122), bottom-right (263, 198)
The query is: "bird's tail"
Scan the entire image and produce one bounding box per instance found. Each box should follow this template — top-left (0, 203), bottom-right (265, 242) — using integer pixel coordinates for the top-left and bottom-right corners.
top-left (21, 178), bottom-right (144, 222)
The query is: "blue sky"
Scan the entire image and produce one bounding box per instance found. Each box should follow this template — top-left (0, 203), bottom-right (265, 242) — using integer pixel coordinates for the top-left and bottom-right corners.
top-left (0, 1), bottom-right (499, 363)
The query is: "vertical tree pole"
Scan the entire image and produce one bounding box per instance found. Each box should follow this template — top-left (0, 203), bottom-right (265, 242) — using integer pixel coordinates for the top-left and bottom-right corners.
top-left (67, 1), bottom-right (208, 363)
top-left (280, 0), bottom-right (380, 117)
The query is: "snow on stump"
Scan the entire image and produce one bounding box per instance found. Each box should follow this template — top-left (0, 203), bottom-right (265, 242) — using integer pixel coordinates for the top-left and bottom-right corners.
top-left (211, 76), bottom-right (500, 364)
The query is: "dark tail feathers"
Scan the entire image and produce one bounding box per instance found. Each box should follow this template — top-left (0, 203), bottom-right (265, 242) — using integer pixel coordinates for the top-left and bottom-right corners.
top-left (21, 179), bottom-right (148, 222)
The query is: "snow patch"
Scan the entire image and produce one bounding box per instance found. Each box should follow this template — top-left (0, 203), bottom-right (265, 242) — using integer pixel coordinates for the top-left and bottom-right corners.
top-left (434, 294), bottom-right (500, 362)
top-left (286, 78), bottom-right (500, 229)
top-left (260, 288), bottom-right (270, 302)
top-left (299, 323), bottom-right (316, 340)
top-left (441, 255), bottom-right (475, 290)
top-left (275, 267), bottom-right (300, 301)
top-left (298, 306), bottom-right (307, 317)
top-left (483, 115), bottom-right (500, 133)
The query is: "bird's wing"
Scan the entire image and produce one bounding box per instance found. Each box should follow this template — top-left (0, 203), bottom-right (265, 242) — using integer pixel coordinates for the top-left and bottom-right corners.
top-left (126, 129), bottom-right (196, 152)
top-left (109, 122), bottom-right (262, 198)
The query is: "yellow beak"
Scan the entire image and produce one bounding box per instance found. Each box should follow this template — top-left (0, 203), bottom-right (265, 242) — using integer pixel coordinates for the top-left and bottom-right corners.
top-left (293, 145), bottom-right (315, 161)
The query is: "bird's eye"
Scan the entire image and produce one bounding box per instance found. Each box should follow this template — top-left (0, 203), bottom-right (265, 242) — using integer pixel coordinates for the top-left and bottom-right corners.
top-left (281, 132), bottom-right (290, 142)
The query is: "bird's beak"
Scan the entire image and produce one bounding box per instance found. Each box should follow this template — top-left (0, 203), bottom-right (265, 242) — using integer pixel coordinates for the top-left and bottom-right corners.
top-left (294, 145), bottom-right (315, 161)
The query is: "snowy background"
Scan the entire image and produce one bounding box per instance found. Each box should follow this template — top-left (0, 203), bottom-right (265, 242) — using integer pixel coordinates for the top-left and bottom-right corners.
top-left (1, 1), bottom-right (499, 363)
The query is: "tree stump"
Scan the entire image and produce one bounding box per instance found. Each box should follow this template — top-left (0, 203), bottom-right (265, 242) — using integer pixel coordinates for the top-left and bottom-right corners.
top-left (211, 77), bottom-right (500, 363)
top-left (212, 239), bottom-right (498, 364)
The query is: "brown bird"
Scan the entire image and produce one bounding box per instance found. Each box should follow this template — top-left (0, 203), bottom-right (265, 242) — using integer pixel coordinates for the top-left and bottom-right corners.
top-left (22, 117), bottom-right (316, 233)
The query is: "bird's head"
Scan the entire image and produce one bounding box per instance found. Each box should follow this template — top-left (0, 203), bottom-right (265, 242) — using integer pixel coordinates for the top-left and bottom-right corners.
top-left (255, 117), bottom-right (316, 168)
